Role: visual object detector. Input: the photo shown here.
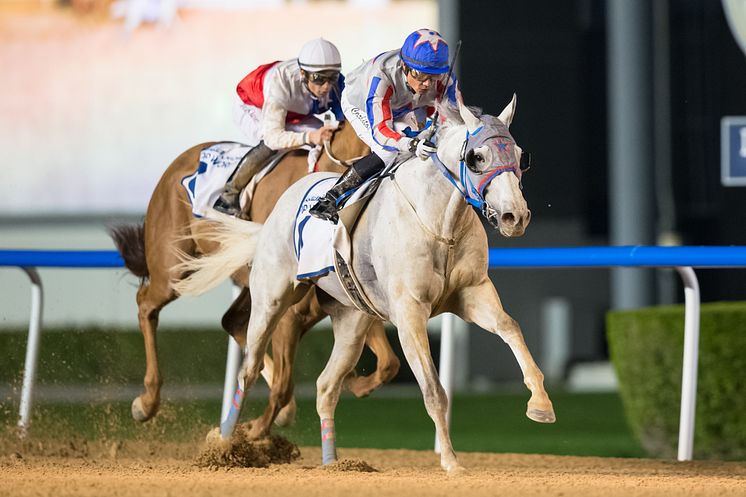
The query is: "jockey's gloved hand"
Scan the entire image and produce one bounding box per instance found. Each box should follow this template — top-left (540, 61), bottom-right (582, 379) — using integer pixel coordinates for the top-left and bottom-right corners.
top-left (408, 137), bottom-right (437, 161)
top-left (306, 125), bottom-right (335, 146)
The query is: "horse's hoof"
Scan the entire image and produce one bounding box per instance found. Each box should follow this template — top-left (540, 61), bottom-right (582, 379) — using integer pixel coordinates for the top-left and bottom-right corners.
top-left (131, 397), bottom-right (156, 423)
top-left (246, 423), bottom-right (268, 441)
top-left (445, 463), bottom-right (467, 476)
top-left (346, 375), bottom-right (379, 398)
top-left (205, 427), bottom-right (221, 443)
top-left (205, 427), bottom-right (232, 452)
top-left (527, 408), bottom-right (556, 424)
top-left (274, 399), bottom-right (297, 427)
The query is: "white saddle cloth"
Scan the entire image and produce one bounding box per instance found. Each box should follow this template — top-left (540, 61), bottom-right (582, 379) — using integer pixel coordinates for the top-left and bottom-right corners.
top-left (293, 176), bottom-right (338, 279)
top-left (181, 142), bottom-right (316, 220)
top-left (293, 174), bottom-right (376, 280)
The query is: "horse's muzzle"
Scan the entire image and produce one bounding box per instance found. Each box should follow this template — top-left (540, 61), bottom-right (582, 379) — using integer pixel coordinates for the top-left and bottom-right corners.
top-left (484, 204), bottom-right (530, 237)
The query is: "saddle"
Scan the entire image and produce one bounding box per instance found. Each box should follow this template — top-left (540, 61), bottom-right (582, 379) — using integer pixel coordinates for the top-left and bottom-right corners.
top-left (294, 169), bottom-right (395, 319)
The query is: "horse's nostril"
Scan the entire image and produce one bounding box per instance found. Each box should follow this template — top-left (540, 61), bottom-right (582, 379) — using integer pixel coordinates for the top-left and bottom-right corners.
top-left (501, 212), bottom-right (516, 225)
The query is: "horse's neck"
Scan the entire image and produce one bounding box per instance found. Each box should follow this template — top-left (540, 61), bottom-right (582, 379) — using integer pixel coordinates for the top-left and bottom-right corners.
top-left (392, 125), bottom-right (472, 242)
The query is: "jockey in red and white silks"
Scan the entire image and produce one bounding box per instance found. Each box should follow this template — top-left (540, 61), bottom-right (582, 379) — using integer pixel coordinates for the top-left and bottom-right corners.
top-left (234, 58), bottom-right (345, 150)
top-left (215, 38), bottom-right (345, 217)
top-left (309, 29), bottom-right (458, 223)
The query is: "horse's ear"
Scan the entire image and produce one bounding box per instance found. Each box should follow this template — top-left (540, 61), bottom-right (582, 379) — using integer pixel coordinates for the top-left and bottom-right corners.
top-left (498, 93), bottom-right (517, 127)
top-left (457, 88), bottom-right (482, 133)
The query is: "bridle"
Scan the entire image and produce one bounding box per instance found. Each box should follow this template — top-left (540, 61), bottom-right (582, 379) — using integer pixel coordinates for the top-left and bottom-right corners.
top-left (430, 125), bottom-right (525, 229)
top-left (322, 139), bottom-right (366, 168)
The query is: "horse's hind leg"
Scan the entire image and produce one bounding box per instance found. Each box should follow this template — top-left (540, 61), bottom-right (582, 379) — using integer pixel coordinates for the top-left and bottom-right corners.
top-left (132, 279), bottom-right (176, 422)
top-left (457, 279), bottom-right (555, 423)
top-left (345, 320), bottom-right (400, 397)
top-left (315, 307), bottom-right (374, 465)
top-left (221, 285), bottom-right (251, 348)
top-left (245, 288), bottom-right (324, 439)
top-left (231, 273), bottom-right (308, 435)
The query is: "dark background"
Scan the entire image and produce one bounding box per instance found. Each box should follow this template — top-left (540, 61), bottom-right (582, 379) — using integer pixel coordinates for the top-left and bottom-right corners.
top-left (450, 0), bottom-right (746, 382)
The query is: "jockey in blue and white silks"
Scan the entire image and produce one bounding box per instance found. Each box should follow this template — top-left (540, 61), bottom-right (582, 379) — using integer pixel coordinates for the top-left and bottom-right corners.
top-left (309, 28), bottom-right (458, 223)
top-left (215, 38), bottom-right (345, 217)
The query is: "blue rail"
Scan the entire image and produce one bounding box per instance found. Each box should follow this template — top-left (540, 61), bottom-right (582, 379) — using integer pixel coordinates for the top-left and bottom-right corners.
top-left (3, 246), bottom-right (746, 269)
top-left (488, 246), bottom-right (746, 268)
top-left (0, 250), bottom-right (124, 268)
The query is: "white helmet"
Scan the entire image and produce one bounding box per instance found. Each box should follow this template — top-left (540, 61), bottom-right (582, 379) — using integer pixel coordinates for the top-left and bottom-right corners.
top-left (298, 38), bottom-right (341, 73)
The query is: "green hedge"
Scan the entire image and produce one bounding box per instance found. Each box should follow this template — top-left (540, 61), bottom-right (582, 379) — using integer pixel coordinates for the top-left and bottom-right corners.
top-left (607, 301), bottom-right (746, 460)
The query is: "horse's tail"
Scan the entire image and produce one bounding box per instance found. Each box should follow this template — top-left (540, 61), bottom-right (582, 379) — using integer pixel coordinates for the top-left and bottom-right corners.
top-left (108, 223), bottom-right (149, 279)
top-left (171, 215), bottom-right (262, 297)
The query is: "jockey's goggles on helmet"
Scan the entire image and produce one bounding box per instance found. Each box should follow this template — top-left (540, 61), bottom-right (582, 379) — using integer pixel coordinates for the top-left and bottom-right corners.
top-left (403, 63), bottom-right (445, 83)
top-left (306, 70), bottom-right (339, 85)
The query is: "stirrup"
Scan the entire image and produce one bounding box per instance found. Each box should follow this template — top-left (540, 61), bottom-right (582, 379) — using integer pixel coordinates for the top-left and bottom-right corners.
top-left (309, 197), bottom-right (339, 223)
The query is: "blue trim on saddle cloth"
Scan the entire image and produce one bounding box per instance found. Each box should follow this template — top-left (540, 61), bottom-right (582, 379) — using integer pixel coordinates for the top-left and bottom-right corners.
top-left (293, 176), bottom-right (337, 259)
top-left (184, 171), bottom-right (204, 217)
top-left (297, 266), bottom-right (335, 279)
top-left (296, 215), bottom-right (311, 255)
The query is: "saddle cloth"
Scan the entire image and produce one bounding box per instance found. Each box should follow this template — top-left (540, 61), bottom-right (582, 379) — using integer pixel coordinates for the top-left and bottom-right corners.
top-left (293, 174), bottom-right (378, 280)
top-left (181, 142), bottom-right (318, 220)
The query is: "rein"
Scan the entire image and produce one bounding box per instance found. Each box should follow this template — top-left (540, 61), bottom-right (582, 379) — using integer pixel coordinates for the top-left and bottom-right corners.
top-left (323, 139), bottom-right (367, 168)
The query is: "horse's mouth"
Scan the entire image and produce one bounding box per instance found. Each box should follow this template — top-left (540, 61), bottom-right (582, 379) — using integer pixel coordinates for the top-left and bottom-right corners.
top-left (484, 204), bottom-right (530, 237)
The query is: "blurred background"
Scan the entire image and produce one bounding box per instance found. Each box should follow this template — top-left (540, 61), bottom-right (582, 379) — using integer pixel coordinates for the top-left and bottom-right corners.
top-left (2, 0), bottom-right (746, 455)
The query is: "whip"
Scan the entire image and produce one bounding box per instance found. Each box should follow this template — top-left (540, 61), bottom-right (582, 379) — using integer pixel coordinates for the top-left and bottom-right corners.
top-left (428, 39), bottom-right (462, 138)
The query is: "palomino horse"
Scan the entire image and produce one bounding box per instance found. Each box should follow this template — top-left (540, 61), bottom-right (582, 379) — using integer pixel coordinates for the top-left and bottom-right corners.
top-left (109, 121), bottom-right (400, 439)
top-left (174, 94), bottom-right (555, 473)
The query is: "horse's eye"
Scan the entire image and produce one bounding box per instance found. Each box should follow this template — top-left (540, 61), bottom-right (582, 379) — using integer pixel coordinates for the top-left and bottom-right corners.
top-left (464, 149), bottom-right (482, 174)
top-left (475, 153), bottom-right (484, 163)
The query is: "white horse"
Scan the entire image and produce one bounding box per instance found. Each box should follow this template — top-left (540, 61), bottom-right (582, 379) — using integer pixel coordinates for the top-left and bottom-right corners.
top-left (175, 95), bottom-right (555, 473)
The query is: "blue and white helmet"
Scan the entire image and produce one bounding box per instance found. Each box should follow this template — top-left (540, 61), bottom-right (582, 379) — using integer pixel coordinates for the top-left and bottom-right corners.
top-left (399, 29), bottom-right (449, 74)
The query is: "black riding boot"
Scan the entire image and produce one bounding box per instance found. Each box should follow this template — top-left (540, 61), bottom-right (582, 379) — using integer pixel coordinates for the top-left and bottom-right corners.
top-left (309, 152), bottom-right (385, 223)
top-left (214, 141), bottom-right (275, 216)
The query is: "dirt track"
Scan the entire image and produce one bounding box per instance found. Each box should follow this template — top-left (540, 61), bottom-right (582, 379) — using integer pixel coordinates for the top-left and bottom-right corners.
top-left (2, 440), bottom-right (746, 497)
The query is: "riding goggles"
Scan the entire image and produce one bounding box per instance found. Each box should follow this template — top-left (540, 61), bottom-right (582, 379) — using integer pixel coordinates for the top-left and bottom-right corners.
top-left (403, 63), bottom-right (445, 83)
top-left (307, 70), bottom-right (340, 85)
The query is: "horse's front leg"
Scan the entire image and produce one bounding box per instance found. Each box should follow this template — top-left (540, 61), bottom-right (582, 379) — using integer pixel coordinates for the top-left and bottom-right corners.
top-left (457, 279), bottom-right (555, 423)
top-left (392, 300), bottom-right (464, 474)
top-left (345, 320), bottom-right (401, 397)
